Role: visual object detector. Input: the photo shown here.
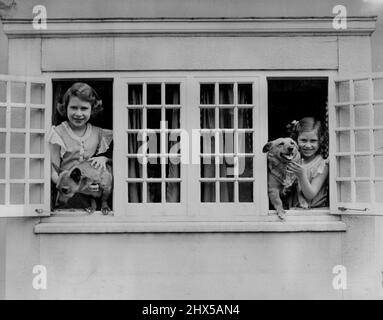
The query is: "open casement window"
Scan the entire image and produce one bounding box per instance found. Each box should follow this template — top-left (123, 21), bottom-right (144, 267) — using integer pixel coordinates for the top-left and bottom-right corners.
top-left (0, 75), bottom-right (51, 217)
top-left (329, 74), bottom-right (383, 215)
top-left (191, 77), bottom-right (264, 217)
top-left (114, 78), bottom-right (188, 216)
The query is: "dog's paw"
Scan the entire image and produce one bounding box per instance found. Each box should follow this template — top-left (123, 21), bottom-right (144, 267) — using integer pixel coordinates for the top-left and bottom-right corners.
top-left (101, 206), bottom-right (111, 215)
top-left (276, 209), bottom-right (286, 220)
top-left (85, 207), bottom-right (95, 214)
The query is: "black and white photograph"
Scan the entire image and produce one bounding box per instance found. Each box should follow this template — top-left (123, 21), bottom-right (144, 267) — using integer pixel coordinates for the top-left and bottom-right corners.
top-left (1, 0), bottom-right (383, 301)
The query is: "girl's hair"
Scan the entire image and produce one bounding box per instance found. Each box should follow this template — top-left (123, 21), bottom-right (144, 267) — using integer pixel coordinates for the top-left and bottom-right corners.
top-left (56, 82), bottom-right (103, 119)
top-left (287, 117), bottom-right (328, 157)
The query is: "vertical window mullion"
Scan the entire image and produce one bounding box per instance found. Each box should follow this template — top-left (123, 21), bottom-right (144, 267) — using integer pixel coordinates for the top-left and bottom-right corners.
top-left (350, 80), bottom-right (356, 203)
top-left (5, 80), bottom-right (10, 205)
top-left (369, 77), bottom-right (376, 203)
top-left (25, 82), bottom-right (31, 207)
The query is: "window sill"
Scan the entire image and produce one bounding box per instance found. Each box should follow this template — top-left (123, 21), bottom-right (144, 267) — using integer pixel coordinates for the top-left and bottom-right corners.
top-left (34, 216), bottom-right (346, 234)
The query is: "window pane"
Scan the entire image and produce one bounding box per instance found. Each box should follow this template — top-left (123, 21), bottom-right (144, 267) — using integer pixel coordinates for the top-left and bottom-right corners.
top-left (0, 133), bottom-right (5, 153)
top-left (0, 158), bottom-right (5, 179)
top-left (128, 183), bottom-right (142, 203)
top-left (165, 108), bottom-right (180, 129)
top-left (166, 158), bottom-right (180, 178)
top-left (201, 157), bottom-right (215, 178)
top-left (30, 158), bottom-right (44, 179)
top-left (10, 158), bottom-right (25, 179)
top-left (0, 184), bottom-right (4, 204)
top-left (29, 183), bottom-right (44, 204)
top-left (200, 84), bottom-right (215, 104)
top-left (0, 81), bottom-right (6, 103)
top-left (11, 133), bottom-right (25, 154)
top-left (10, 183), bottom-right (24, 204)
top-left (239, 182), bottom-right (253, 202)
top-left (166, 182), bottom-right (180, 202)
top-left (355, 156), bottom-right (370, 178)
top-left (147, 183), bottom-right (161, 203)
top-left (147, 157), bottom-right (161, 178)
top-left (200, 132), bottom-right (215, 154)
top-left (374, 155), bottom-right (383, 177)
top-left (30, 108), bottom-right (45, 130)
top-left (220, 157), bottom-right (235, 178)
top-left (337, 156), bottom-right (351, 178)
top-left (147, 84), bottom-right (161, 105)
top-left (238, 157), bottom-right (253, 178)
top-left (201, 182), bottom-right (215, 202)
top-left (374, 130), bottom-right (383, 151)
top-left (336, 131), bottom-right (350, 152)
top-left (354, 79), bottom-right (370, 102)
top-left (238, 84), bottom-right (252, 104)
top-left (167, 132), bottom-right (181, 154)
top-left (354, 104), bottom-right (370, 127)
top-left (219, 132), bottom-right (234, 154)
top-left (146, 132), bottom-right (160, 154)
top-left (374, 104), bottom-right (383, 126)
top-left (128, 133), bottom-right (143, 154)
top-left (219, 108), bottom-right (234, 128)
top-left (31, 83), bottom-right (45, 105)
top-left (0, 106), bottom-right (6, 128)
top-left (200, 108), bottom-right (215, 129)
top-left (128, 157), bottom-right (142, 178)
top-left (355, 182), bottom-right (370, 202)
top-left (238, 132), bottom-right (253, 154)
top-left (220, 182), bottom-right (234, 202)
top-left (373, 78), bottom-right (383, 100)
top-left (238, 108), bottom-right (252, 128)
top-left (219, 84), bottom-right (233, 104)
top-left (336, 81), bottom-right (350, 103)
top-left (30, 133), bottom-right (44, 154)
top-left (375, 182), bottom-right (383, 203)
top-left (336, 105), bottom-right (350, 128)
top-left (165, 84), bottom-right (180, 105)
top-left (11, 107), bottom-right (26, 128)
top-left (128, 84), bottom-right (143, 105)
top-left (354, 130), bottom-right (370, 152)
top-left (11, 82), bottom-right (26, 104)
top-left (128, 109), bottom-right (142, 129)
top-left (147, 108), bottom-right (162, 129)
top-left (337, 181), bottom-right (351, 202)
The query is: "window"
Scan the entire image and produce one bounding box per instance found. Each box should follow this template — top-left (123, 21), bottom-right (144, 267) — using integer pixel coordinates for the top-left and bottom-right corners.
top-left (267, 78), bottom-right (329, 211)
top-left (2, 72), bottom-right (381, 219)
top-left (330, 75), bottom-right (383, 214)
top-left (0, 76), bottom-right (51, 217)
top-left (51, 79), bottom-right (114, 212)
top-left (199, 82), bottom-right (255, 203)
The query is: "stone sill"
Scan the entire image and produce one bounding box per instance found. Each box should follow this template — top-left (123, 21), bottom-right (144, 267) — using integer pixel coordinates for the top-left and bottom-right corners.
top-left (34, 220), bottom-right (346, 234)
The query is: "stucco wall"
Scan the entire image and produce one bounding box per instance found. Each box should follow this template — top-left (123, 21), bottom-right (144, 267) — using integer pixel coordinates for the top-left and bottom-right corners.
top-left (1, 0), bottom-right (383, 300)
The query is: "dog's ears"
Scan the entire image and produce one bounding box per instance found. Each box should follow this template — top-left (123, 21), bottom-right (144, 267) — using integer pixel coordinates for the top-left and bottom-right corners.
top-left (52, 162), bottom-right (63, 175)
top-left (262, 142), bottom-right (272, 153)
top-left (70, 168), bottom-right (82, 183)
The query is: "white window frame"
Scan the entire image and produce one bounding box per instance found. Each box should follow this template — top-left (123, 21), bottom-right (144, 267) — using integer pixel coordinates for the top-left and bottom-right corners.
top-left (1, 71), bottom-right (346, 224)
top-left (0, 75), bottom-right (51, 217)
top-left (329, 72), bottom-right (383, 215)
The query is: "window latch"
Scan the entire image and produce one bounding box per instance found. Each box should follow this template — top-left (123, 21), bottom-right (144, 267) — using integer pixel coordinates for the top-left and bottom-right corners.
top-left (35, 209), bottom-right (44, 214)
top-left (338, 206), bottom-right (368, 212)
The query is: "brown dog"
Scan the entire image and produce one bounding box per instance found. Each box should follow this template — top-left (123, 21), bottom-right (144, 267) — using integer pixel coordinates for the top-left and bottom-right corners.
top-left (262, 138), bottom-right (301, 220)
top-left (53, 161), bottom-right (113, 215)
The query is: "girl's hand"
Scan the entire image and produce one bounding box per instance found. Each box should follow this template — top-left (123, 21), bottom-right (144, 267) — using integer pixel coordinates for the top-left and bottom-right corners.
top-left (287, 161), bottom-right (305, 179)
top-left (90, 156), bottom-right (109, 171)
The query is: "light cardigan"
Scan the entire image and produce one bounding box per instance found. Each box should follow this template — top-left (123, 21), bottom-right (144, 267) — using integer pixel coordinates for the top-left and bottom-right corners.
top-left (47, 121), bottom-right (113, 170)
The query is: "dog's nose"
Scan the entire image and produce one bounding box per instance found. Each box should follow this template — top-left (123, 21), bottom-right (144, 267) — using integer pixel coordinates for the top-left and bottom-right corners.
top-left (61, 187), bottom-right (70, 194)
top-left (287, 146), bottom-right (294, 152)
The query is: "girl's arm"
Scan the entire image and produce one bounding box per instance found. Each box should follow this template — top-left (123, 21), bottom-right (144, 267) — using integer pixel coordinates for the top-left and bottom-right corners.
top-left (50, 143), bottom-right (61, 184)
top-left (287, 161), bottom-right (329, 200)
